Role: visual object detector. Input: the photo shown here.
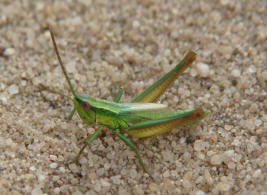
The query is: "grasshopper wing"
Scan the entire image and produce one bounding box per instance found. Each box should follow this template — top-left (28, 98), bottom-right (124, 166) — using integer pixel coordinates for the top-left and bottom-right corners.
top-left (117, 103), bottom-right (171, 123)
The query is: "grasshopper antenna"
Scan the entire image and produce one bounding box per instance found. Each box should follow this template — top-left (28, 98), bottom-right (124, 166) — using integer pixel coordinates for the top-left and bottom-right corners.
top-left (49, 27), bottom-right (76, 97)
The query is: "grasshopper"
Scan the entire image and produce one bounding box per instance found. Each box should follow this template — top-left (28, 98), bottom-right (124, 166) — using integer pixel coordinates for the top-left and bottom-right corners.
top-left (49, 29), bottom-right (208, 179)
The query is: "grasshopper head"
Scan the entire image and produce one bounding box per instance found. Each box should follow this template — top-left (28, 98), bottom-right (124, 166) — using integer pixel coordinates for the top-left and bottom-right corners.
top-left (73, 96), bottom-right (96, 125)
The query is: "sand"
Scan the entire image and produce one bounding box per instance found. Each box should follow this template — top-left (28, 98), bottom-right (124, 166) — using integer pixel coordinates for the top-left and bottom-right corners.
top-left (0, 0), bottom-right (266, 194)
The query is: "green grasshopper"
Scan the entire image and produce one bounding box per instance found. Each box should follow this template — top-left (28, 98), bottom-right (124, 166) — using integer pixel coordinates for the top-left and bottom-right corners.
top-left (49, 29), bottom-right (208, 179)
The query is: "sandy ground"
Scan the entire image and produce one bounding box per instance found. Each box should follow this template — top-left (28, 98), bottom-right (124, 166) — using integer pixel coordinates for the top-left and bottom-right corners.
top-left (0, 0), bottom-right (266, 194)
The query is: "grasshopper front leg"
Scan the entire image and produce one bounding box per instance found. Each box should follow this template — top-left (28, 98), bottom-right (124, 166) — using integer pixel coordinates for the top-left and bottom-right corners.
top-left (113, 129), bottom-right (154, 179)
top-left (74, 126), bottom-right (103, 161)
top-left (67, 108), bottom-right (76, 121)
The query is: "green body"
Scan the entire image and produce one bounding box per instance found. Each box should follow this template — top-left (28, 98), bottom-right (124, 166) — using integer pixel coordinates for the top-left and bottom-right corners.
top-left (49, 29), bottom-right (209, 179)
top-left (75, 95), bottom-right (174, 128)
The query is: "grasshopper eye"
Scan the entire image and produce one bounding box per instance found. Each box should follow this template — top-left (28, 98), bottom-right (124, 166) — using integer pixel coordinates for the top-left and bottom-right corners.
top-left (194, 109), bottom-right (205, 118)
top-left (80, 100), bottom-right (91, 112)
